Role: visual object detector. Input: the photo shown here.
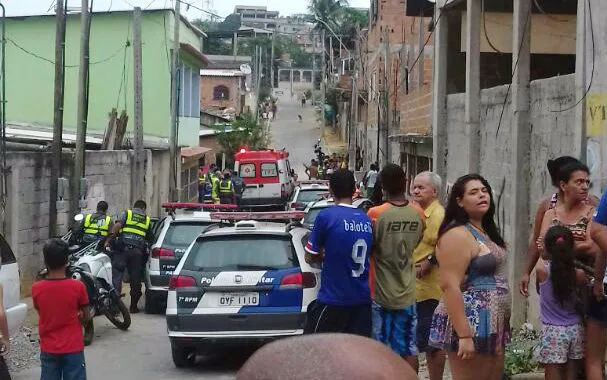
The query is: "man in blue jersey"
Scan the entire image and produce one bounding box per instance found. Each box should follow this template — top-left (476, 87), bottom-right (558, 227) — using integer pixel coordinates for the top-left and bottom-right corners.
top-left (304, 169), bottom-right (374, 337)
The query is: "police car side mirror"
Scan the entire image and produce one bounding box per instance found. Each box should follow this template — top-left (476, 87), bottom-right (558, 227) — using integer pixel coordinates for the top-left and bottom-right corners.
top-left (74, 214), bottom-right (84, 222)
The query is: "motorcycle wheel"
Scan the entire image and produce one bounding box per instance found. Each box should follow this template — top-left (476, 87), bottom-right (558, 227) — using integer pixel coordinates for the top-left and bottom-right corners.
top-left (104, 296), bottom-right (131, 330)
top-left (83, 319), bottom-right (94, 346)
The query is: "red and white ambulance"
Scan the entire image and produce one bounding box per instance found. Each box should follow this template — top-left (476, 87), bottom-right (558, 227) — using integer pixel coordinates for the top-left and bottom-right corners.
top-left (234, 149), bottom-right (296, 208)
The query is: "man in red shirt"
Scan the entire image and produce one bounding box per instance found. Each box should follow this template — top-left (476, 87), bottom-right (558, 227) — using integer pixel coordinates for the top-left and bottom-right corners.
top-left (33, 238), bottom-right (90, 380)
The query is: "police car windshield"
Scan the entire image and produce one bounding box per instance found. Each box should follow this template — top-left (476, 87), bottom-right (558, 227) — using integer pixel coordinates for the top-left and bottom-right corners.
top-left (163, 222), bottom-right (212, 250)
top-left (183, 235), bottom-right (298, 271)
top-left (297, 189), bottom-right (328, 203)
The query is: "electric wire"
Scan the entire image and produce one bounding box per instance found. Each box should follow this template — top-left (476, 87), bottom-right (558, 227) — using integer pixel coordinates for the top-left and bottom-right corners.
top-left (7, 38), bottom-right (124, 67)
top-left (548, 0), bottom-right (594, 113)
top-left (482, 0), bottom-right (504, 54)
top-left (494, 7), bottom-right (532, 137)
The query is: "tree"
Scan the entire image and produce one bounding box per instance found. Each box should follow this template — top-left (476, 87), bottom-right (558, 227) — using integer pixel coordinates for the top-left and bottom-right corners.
top-left (211, 113), bottom-right (270, 157)
top-left (308, 0), bottom-right (347, 33)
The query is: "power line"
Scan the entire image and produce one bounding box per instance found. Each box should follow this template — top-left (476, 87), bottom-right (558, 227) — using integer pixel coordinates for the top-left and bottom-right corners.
top-left (175, 0), bottom-right (223, 20)
top-left (495, 7), bottom-right (532, 137)
top-left (7, 37), bottom-right (124, 67)
top-left (482, 0), bottom-right (504, 54)
top-left (548, 0), bottom-right (594, 113)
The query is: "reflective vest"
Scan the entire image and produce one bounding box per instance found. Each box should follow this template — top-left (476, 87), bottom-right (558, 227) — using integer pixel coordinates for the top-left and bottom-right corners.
top-left (120, 210), bottom-right (150, 237)
top-left (83, 213), bottom-right (111, 237)
top-left (219, 179), bottom-right (233, 194)
top-left (211, 176), bottom-right (220, 201)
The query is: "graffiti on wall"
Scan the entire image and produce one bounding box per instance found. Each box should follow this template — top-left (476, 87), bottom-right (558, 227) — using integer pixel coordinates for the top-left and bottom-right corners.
top-left (586, 93), bottom-right (607, 197)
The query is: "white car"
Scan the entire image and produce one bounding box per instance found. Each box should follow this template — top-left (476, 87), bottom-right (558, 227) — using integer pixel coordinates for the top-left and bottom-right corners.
top-left (145, 203), bottom-right (236, 314)
top-left (0, 234), bottom-right (27, 334)
top-left (165, 211), bottom-right (319, 367)
top-left (302, 197), bottom-right (375, 229)
top-left (287, 180), bottom-right (330, 211)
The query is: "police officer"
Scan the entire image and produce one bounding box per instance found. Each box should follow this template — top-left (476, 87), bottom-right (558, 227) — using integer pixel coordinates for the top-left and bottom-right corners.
top-left (211, 170), bottom-right (222, 204)
top-left (199, 164), bottom-right (217, 203)
top-left (219, 170), bottom-right (235, 204)
top-left (79, 201), bottom-right (111, 244)
top-left (105, 200), bottom-right (151, 313)
top-left (231, 170), bottom-right (245, 206)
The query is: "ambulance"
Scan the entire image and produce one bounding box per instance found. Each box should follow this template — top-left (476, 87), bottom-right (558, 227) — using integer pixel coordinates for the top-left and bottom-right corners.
top-left (234, 149), bottom-right (296, 208)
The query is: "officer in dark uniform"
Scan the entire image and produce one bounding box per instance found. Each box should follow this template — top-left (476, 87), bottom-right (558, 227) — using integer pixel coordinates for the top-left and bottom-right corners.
top-left (218, 170), bottom-right (235, 204)
top-left (105, 200), bottom-right (151, 313)
top-left (76, 201), bottom-right (112, 245)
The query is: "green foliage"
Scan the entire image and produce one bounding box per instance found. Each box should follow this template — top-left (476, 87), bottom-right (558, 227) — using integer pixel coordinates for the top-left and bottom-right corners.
top-left (304, 89), bottom-right (312, 99)
top-left (211, 113), bottom-right (270, 157)
top-left (504, 325), bottom-right (541, 379)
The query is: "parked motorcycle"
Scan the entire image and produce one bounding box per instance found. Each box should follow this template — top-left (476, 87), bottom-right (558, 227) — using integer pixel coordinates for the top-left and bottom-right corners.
top-left (38, 214), bottom-right (131, 345)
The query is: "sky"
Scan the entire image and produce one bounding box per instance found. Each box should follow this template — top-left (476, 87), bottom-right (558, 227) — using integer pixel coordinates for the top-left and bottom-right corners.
top-left (8, 0), bottom-right (370, 19)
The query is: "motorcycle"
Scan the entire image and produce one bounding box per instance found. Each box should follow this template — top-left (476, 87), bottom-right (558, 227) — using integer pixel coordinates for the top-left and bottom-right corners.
top-left (38, 214), bottom-right (131, 345)
top-left (314, 139), bottom-right (326, 164)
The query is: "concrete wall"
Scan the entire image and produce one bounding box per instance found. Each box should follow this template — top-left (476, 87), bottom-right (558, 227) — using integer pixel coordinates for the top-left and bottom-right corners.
top-left (444, 74), bottom-right (577, 324)
top-left (1, 149), bottom-right (169, 296)
top-left (200, 76), bottom-right (243, 113)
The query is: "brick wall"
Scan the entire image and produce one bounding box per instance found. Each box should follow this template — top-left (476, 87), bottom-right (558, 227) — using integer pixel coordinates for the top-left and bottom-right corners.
top-left (365, 0), bottom-right (435, 159)
top-left (200, 76), bottom-right (241, 112)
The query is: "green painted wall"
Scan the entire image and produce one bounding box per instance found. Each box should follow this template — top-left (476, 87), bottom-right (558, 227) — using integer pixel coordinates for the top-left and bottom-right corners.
top-left (5, 10), bottom-right (201, 146)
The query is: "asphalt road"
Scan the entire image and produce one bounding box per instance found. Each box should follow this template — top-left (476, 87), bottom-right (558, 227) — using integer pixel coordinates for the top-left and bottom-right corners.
top-left (12, 313), bottom-right (250, 380)
top-left (270, 93), bottom-right (320, 179)
top-left (11, 95), bottom-right (321, 380)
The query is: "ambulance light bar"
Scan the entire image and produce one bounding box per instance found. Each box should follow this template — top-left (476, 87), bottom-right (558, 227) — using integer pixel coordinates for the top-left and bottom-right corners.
top-left (209, 211), bottom-right (305, 221)
top-left (162, 203), bottom-right (238, 211)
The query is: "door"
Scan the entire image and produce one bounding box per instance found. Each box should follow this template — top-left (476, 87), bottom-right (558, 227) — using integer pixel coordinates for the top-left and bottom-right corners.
top-left (259, 162), bottom-right (281, 200)
top-left (239, 162), bottom-right (261, 201)
top-left (0, 235), bottom-right (27, 333)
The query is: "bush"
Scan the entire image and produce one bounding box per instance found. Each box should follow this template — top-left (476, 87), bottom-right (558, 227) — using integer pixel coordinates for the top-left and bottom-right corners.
top-left (504, 323), bottom-right (541, 379)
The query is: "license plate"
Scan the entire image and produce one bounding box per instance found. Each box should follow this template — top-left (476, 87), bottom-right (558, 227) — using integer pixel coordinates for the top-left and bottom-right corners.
top-left (218, 293), bottom-right (259, 306)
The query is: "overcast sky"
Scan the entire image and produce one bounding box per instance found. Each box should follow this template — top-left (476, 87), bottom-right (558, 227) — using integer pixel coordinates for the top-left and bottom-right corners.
top-left (8, 0), bottom-right (370, 19)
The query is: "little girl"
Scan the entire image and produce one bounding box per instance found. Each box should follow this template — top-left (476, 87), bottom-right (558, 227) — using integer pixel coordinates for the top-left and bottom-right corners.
top-left (535, 225), bottom-right (586, 380)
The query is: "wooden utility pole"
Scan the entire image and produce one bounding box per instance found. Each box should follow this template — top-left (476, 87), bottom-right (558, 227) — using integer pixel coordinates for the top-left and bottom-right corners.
top-left (348, 75), bottom-right (357, 170)
top-left (321, 30), bottom-right (326, 132)
top-left (169, 0), bottom-right (180, 201)
top-left (311, 35), bottom-right (316, 101)
top-left (270, 34), bottom-right (275, 89)
top-left (73, 0), bottom-right (91, 216)
top-left (133, 7), bottom-right (145, 201)
top-left (50, 0), bottom-right (67, 237)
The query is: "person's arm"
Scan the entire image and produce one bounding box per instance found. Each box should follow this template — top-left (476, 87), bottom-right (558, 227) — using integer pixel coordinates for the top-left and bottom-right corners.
top-left (520, 201), bottom-right (549, 295)
top-left (0, 285), bottom-right (9, 356)
top-left (591, 222), bottom-right (607, 298)
top-left (436, 228), bottom-right (475, 358)
top-left (305, 212), bottom-right (327, 264)
top-left (575, 268), bottom-right (588, 287)
top-left (77, 281), bottom-right (91, 323)
top-left (415, 206), bottom-right (440, 278)
top-left (105, 212), bottom-right (126, 248)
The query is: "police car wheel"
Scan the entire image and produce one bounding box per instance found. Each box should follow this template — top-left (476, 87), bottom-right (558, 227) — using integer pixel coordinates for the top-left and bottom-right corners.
top-left (171, 344), bottom-right (196, 368)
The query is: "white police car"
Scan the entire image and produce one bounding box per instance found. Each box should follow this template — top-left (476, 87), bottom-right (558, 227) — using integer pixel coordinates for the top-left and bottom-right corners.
top-left (165, 211), bottom-right (319, 367)
top-left (287, 180), bottom-right (330, 211)
top-left (302, 197), bottom-right (374, 229)
top-left (145, 203), bottom-right (237, 314)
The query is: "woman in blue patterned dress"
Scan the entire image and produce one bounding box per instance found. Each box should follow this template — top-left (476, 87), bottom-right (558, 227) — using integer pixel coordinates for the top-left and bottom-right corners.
top-left (428, 174), bottom-right (510, 379)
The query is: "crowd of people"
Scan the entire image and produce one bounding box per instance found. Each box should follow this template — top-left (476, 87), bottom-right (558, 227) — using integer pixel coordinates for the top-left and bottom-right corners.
top-left (304, 153), bottom-right (349, 180)
top-left (198, 163), bottom-right (245, 205)
top-left (277, 155), bottom-right (607, 380)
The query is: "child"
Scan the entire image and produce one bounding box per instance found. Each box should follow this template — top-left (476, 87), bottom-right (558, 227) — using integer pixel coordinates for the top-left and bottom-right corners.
top-left (32, 238), bottom-right (90, 380)
top-left (534, 226), bottom-right (586, 380)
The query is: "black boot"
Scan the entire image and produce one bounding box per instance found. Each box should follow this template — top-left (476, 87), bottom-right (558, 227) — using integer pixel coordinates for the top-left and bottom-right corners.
top-left (130, 295), bottom-right (141, 314)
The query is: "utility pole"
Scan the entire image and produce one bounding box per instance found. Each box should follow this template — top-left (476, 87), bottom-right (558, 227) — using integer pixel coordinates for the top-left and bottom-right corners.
top-left (133, 7), bottom-right (145, 201)
top-left (348, 75), bottom-right (357, 170)
top-left (417, 12), bottom-right (425, 89)
top-left (50, 0), bottom-right (66, 237)
top-left (255, 45), bottom-right (262, 121)
top-left (383, 28), bottom-right (390, 165)
top-left (329, 36), bottom-right (333, 76)
top-left (73, 0), bottom-right (91, 217)
top-left (270, 34), bottom-right (275, 89)
top-left (321, 29), bottom-right (326, 133)
top-left (169, 0), bottom-right (180, 201)
top-left (311, 35), bottom-right (316, 101)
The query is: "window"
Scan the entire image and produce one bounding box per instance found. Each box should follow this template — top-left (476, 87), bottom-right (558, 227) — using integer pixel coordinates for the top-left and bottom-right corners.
top-left (213, 85), bottom-right (230, 101)
top-left (239, 163), bottom-right (256, 178)
top-left (164, 222), bottom-right (213, 251)
top-left (184, 236), bottom-right (298, 271)
top-left (260, 162), bottom-right (278, 177)
top-left (178, 63), bottom-right (200, 118)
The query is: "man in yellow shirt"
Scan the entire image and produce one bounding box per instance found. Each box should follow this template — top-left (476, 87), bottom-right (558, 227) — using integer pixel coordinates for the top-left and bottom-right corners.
top-left (411, 171), bottom-right (446, 380)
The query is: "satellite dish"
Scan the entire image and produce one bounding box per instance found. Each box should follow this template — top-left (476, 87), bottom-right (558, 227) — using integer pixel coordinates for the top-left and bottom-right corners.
top-left (240, 64), bottom-right (252, 75)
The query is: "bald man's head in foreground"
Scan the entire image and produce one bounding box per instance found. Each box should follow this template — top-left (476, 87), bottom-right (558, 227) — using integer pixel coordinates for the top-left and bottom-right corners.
top-left (237, 333), bottom-right (419, 380)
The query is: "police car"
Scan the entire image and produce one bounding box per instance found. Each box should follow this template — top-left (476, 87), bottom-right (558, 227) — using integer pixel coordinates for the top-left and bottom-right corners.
top-left (287, 180), bottom-right (330, 211)
top-left (165, 211), bottom-right (319, 367)
top-left (144, 203), bottom-right (237, 314)
top-left (302, 197), bottom-right (374, 229)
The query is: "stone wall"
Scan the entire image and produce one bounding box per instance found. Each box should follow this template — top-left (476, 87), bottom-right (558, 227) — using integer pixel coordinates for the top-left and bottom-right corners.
top-left (444, 74), bottom-right (578, 324)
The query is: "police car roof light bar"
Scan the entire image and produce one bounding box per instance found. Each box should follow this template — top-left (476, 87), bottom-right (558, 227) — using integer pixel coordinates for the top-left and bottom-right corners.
top-left (297, 180), bottom-right (329, 185)
top-left (209, 211), bottom-right (306, 221)
top-left (162, 203), bottom-right (238, 211)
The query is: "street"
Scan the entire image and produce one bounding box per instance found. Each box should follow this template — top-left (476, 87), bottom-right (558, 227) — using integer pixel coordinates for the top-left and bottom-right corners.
top-left (11, 94), bottom-right (321, 380)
